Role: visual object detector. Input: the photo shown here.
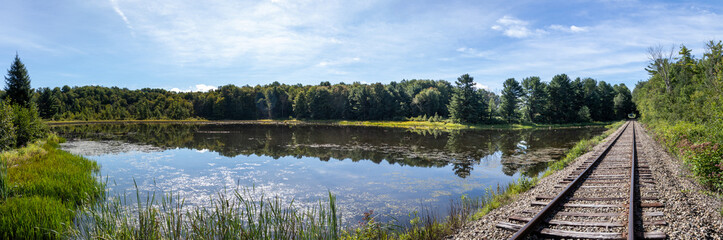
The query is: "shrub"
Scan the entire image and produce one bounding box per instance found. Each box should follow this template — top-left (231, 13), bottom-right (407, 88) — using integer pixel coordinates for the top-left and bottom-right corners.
top-left (0, 100), bottom-right (15, 150)
top-left (12, 104), bottom-right (47, 147)
top-left (683, 142), bottom-right (723, 191)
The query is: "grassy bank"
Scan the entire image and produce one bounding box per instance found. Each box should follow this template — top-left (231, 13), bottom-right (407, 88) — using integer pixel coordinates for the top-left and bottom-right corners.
top-left (48, 119), bottom-right (613, 132)
top-left (0, 135), bottom-right (103, 238)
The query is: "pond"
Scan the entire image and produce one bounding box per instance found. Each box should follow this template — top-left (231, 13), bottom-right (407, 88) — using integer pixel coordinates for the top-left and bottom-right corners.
top-left (53, 123), bottom-right (604, 224)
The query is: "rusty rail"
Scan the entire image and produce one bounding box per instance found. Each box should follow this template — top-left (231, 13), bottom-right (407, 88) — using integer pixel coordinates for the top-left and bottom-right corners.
top-left (628, 122), bottom-right (638, 239)
top-left (508, 121), bottom-right (631, 240)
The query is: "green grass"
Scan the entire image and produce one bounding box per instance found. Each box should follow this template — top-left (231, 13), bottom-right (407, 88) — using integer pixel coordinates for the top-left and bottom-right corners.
top-left (7, 143), bottom-right (101, 206)
top-left (0, 196), bottom-right (73, 239)
top-left (0, 135), bottom-right (104, 238)
top-left (336, 120), bottom-right (613, 131)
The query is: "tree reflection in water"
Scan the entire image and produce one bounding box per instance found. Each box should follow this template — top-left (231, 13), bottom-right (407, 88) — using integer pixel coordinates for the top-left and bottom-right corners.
top-left (52, 123), bottom-right (604, 178)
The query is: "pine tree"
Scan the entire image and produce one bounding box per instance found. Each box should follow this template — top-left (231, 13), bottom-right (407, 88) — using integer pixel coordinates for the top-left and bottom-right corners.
top-left (500, 78), bottom-right (523, 123)
top-left (4, 54), bottom-right (33, 107)
top-left (547, 74), bottom-right (574, 123)
top-left (448, 74), bottom-right (482, 123)
top-left (521, 76), bottom-right (547, 123)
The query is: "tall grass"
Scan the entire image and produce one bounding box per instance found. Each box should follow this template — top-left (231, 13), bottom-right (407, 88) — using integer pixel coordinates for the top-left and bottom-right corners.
top-left (0, 196), bottom-right (73, 239)
top-left (70, 184), bottom-right (341, 239)
top-left (0, 157), bottom-right (7, 201)
top-left (69, 180), bottom-right (512, 240)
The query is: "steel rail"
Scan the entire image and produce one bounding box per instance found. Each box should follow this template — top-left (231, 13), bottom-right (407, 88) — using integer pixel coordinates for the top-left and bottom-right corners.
top-left (508, 121), bottom-right (631, 240)
top-left (628, 122), bottom-right (638, 239)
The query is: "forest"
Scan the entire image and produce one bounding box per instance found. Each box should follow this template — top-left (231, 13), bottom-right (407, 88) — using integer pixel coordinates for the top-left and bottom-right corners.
top-left (634, 40), bottom-right (723, 191)
top-left (21, 73), bottom-right (635, 124)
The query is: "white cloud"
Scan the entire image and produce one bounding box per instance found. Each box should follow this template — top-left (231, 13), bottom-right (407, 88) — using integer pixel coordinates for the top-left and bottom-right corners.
top-left (456, 47), bottom-right (492, 58)
top-left (95, 0), bottom-right (723, 91)
top-left (318, 57), bottom-right (361, 67)
top-left (106, 0), bottom-right (385, 67)
top-left (570, 25), bottom-right (587, 32)
top-left (109, 0), bottom-right (133, 31)
top-left (170, 84), bottom-right (217, 92)
top-left (548, 24), bottom-right (588, 33)
top-left (491, 16), bottom-right (546, 38)
top-left (473, 82), bottom-right (489, 90)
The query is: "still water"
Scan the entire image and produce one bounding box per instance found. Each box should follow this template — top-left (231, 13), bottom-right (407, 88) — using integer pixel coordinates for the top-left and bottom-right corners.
top-left (53, 123), bottom-right (604, 223)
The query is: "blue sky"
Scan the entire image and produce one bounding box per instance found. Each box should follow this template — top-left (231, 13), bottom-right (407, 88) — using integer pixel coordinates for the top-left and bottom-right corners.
top-left (1, 0), bottom-right (722, 92)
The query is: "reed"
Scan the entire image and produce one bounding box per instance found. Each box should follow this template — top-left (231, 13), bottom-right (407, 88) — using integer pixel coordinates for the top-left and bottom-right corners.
top-left (0, 157), bottom-right (7, 201)
top-left (69, 185), bottom-right (342, 239)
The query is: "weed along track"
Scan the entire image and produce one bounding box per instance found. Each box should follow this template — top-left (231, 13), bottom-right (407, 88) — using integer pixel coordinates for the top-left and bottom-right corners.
top-left (496, 121), bottom-right (667, 239)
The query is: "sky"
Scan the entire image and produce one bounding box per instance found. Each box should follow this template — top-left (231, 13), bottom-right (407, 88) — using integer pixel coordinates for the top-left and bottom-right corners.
top-left (1, 0), bottom-right (722, 93)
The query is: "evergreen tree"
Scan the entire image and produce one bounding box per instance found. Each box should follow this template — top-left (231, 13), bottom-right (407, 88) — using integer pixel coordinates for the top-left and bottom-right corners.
top-left (571, 77), bottom-right (585, 121)
top-left (448, 74), bottom-right (482, 123)
top-left (546, 74), bottom-right (574, 123)
top-left (500, 78), bottom-right (523, 123)
top-left (4, 54), bottom-right (33, 107)
top-left (581, 78), bottom-right (601, 121)
top-left (597, 81), bottom-right (616, 121)
top-left (521, 76), bottom-right (547, 123)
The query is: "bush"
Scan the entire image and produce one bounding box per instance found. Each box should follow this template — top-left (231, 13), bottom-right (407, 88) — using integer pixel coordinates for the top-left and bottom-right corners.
top-left (682, 142), bottom-right (723, 191)
top-left (647, 121), bottom-right (723, 192)
top-left (12, 104), bottom-right (47, 147)
top-left (0, 100), bottom-right (15, 150)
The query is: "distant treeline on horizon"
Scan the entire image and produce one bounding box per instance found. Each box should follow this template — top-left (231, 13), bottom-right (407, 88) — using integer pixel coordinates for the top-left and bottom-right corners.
top-left (0, 74), bottom-right (635, 124)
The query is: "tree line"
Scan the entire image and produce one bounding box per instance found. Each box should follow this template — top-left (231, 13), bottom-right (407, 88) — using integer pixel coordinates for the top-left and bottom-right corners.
top-left (2, 56), bottom-right (635, 125)
top-left (633, 41), bottom-right (723, 191)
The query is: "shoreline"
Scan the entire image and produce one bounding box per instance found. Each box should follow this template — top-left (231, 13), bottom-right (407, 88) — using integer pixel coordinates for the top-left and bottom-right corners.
top-left (46, 119), bottom-right (614, 131)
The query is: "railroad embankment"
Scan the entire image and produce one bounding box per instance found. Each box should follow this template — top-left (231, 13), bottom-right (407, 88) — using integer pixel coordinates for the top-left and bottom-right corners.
top-left (451, 122), bottom-right (723, 239)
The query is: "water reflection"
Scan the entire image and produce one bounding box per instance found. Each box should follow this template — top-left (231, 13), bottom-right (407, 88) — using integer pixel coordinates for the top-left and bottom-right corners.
top-left (53, 123), bottom-right (603, 178)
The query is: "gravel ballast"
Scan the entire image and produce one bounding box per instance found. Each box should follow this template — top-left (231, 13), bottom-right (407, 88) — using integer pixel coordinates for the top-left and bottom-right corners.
top-left (449, 122), bottom-right (723, 239)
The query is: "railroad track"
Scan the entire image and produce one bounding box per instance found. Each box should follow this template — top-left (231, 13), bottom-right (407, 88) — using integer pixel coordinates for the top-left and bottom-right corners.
top-left (496, 121), bottom-right (667, 239)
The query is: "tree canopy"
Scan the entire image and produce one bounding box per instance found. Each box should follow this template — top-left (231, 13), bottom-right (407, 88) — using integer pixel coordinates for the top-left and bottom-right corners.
top-left (634, 40), bottom-right (723, 191)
